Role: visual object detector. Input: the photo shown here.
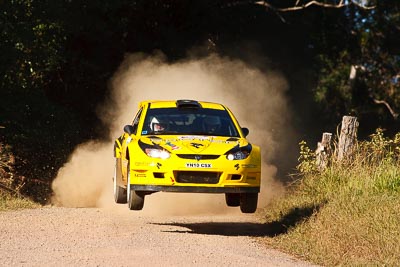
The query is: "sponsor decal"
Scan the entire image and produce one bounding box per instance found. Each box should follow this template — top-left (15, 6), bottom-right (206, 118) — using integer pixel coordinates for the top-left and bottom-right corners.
top-left (213, 140), bottom-right (239, 144)
top-left (126, 137), bottom-right (132, 144)
top-left (179, 136), bottom-right (210, 141)
top-left (142, 130), bottom-right (148, 134)
top-left (165, 141), bottom-right (180, 150)
top-left (135, 162), bottom-right (151, 166)
top-left (185, 163), bottom-right (212, 168)
top-left (162, 137), bottom-right (239, 144)
top-left (241, 164), bottom-right (257, 168)
top-left (149, 136), bottom-right (162, 142)
top-left (190, 142), bottom-right (204, 149)
top-left (164, 138), bottom-right (179, 142)
top-left (134, 173), bottom-right (147, 178)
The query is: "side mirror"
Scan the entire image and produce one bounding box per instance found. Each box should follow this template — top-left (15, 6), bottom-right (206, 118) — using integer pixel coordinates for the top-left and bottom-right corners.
top-left (241, 127), bottom-right (249, 137)
top-left (124, 125), bottom-right (135, 135)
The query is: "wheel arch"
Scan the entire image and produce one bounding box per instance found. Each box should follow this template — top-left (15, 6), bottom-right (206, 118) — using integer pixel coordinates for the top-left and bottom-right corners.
top-left (114, 137), bottom-right (123, 158)
top-left (125, 147), bottom-right (130, 161)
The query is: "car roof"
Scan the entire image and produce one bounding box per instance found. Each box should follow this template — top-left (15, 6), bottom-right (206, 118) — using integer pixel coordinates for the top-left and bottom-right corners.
top-left (140, 100), bottom-right (226, 110)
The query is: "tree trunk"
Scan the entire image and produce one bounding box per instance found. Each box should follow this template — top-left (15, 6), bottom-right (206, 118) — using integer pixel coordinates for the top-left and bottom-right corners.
top-left (337, 116), bottom-right (358, 161)
top-left (316, 132), bottom-right (332, 171)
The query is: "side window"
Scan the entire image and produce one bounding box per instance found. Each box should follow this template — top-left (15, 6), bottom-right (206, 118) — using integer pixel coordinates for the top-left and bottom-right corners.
top-left (131, 108), bottom-right (143, 135)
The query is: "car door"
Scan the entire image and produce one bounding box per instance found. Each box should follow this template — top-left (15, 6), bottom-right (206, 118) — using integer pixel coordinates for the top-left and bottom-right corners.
top-left (121, 106), bottom-right (144, 180)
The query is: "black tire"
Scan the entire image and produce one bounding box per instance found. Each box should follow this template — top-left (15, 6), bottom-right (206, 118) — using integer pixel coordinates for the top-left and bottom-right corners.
top-left (127, 163), bottom-right (145, 210)
top-left (128, 189), bottom-right (145, 210)
top-left (113, 158), bottom-right (127, 204)
top-left (225, 193), bottom-right (240, 207)
top-left (240, 193), bottom-right (258, 213)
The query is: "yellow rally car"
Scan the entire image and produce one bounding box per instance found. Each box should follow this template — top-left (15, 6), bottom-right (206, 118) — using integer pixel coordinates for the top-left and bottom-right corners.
top-left (113, 100), bottom-right (261, 213)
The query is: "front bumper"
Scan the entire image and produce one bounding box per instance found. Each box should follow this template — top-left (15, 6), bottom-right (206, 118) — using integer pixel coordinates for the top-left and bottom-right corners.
top-left (127, 154), bottom-right (261, 191)
top-left (132, 185), bottom-right (260, 193)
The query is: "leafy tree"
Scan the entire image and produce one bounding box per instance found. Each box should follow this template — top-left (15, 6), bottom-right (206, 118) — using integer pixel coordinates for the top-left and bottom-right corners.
top-left (306, 1), bottom-right (400, 131)
top-left (0, 0), bottom-right (66, 91)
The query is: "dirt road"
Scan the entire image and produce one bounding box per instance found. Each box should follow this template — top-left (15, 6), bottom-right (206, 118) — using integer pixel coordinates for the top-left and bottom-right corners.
top-left (0, 202), bottom-right (317, 267)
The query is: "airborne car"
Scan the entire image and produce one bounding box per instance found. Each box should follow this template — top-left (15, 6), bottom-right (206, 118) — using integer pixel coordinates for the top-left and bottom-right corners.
top-left (113, 100), bottom-right (261, 213)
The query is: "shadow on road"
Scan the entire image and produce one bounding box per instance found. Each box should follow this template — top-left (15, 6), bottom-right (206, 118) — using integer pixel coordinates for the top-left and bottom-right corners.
top-left (153, 202), bottom-right (324, 237)
top-left (154, 221), bottom-right (283, 237)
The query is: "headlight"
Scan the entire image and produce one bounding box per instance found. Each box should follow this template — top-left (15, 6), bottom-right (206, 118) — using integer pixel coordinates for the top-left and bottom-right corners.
top-left (227, 151), bottom-right (249, 160)
top-left (139, 140), bottom-right (171, 159)
top-left (225, 144), bottom-right (252, 160)
top-left (145, 148), bottom-right (170, 159)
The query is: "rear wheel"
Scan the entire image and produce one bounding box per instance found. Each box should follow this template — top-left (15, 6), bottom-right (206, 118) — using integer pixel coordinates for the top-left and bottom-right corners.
top-left (113, 158), bottom-right (127, 204)
top-left (127, 164), bottom-right (145, 210)
top-left (240, 193), bottom-right (258, 213)
top-left (225, 193), bottom-right (240, 207)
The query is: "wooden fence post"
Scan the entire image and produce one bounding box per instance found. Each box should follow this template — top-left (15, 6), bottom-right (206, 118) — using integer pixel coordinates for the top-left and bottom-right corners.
top-left (316, 132), bottom-right (333, 171)
top-left (337, 116), bottom-right (358, 161)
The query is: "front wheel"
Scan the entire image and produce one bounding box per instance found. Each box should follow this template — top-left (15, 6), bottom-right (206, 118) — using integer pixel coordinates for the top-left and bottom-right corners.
top-left (113, 158), bottom-right (127, 204)
top-left (240, 193), bottom-right (258, 213)
top-left (127, 165), bottom-right (145, 210)
top-left (225, 193), bottom-right (240, 207)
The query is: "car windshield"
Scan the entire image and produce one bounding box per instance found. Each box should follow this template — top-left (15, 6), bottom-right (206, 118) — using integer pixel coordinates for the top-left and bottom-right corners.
top-left (141, 108), bottom-right (240, 137)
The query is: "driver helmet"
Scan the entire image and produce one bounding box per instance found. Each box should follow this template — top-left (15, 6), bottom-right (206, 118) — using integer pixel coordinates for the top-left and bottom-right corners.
top-left (150, 117), bottom-right (168, 132)
top-left (203, 116), bottom-right (221, 133)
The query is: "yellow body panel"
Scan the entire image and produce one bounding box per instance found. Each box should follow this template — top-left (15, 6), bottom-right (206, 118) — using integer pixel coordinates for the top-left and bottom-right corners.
top-left (142, 100), bottom-right (226, 110)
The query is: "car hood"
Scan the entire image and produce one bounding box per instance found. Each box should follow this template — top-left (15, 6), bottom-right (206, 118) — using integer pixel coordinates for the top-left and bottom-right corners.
top-left (139, 135), bottom-right (248, 155)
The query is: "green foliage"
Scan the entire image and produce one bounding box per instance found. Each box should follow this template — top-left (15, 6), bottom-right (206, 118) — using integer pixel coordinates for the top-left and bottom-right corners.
top-left (296, 141), bottom-right (317, 174)
top-left (0, 88), bottom-right (82, 203)
top-left (262, 130), bottom-right (400, 266)
top-left (311, 2), bottom-right (400, 126)
top-left (1, 0), bottom-right (399, 129)
top-left (357, 2), bottom-right (400, 109)
top-left (314, 52), bottom-right (353, 119)
top-left (358, 128), bottom-right (400, 164)
top-left (0, 0), bottom-right (66, 90)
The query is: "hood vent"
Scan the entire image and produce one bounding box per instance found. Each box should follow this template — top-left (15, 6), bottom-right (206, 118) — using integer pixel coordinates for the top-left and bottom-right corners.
top-left (176, 99), bottom-right (202, 109)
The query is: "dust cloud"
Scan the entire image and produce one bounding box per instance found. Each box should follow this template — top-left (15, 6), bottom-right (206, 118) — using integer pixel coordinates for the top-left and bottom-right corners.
top-left (51, 53), bottom-right (294, 215)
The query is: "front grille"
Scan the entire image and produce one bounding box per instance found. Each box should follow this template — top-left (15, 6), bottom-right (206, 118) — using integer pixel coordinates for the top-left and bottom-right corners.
top-left (230, 174), bottom-right (242, 180)
top-left (176, 171), bottom-right (220, 184)
top-left (176, 154), bottom-right (220, 160)
top-left (153, 172), bottom-right (164, 178)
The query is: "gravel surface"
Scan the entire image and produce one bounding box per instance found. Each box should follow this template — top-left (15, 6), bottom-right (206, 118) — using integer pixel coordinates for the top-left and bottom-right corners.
top-left (0, 206), bottom-right (317, 267)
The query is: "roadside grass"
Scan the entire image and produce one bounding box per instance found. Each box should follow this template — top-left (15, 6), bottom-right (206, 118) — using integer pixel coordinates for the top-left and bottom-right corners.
top-left (260, 129), bottom-right (400, 266)
top-left (0, 190), bottom-right (39, 211)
